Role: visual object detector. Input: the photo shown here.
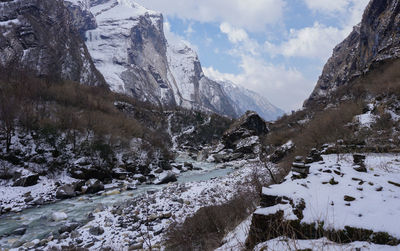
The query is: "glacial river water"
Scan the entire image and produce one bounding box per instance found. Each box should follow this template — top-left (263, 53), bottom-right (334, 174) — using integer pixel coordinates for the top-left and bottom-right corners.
top-left (0, 155), bottom-right (233, 248)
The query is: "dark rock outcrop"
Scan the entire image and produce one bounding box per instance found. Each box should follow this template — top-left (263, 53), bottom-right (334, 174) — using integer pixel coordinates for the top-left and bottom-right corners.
top-left (222, 111), bottom-right (269, 148)
top-left (155, 172), bottom-right (177, 185)
top-left (84, 179), bottom-right (104, 194)
top-left (12, 173), bottom-right (39, 187)
top-left (0, 0), bottom-right (105, 86)
top-left (56, 184), bottom-right (76, 199)
top-left (305, 0), bottom-right (400, 106)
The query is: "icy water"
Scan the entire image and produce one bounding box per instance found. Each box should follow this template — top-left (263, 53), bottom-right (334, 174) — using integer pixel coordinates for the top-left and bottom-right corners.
top-left (0, 156), bottom-right (233, 248)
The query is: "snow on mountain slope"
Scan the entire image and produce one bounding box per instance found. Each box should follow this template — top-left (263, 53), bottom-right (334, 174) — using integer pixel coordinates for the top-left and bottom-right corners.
top-left (219, 80), bottom-right (285, 121)
top-left (63, 0), bottom-right (242, 117)
top-left (166, 40), bottom-right (201, 109)
top-left (65, 0), bottom-right (239, 117)
top-left (64, 0), bottom-right (283, 119)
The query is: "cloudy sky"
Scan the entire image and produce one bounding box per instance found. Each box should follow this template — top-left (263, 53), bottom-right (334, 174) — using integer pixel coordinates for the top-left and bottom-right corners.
top-left (136, 0), bottom-right (370, 111)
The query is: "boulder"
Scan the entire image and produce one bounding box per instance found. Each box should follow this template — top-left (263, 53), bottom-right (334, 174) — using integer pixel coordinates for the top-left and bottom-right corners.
top-left (89, 226), bottom-right (104, 236)
top-left (51, 212), bottom-right (68, 221)
top-left (12, 227), bottom-right (27, 236)
top-left (184, 162), bottom-right (194, 170)
top-left (58, 223), bottom-right (80, 234)
top-left (84, 179), bottom-right (104, 194)
top-left (13, 173), bottom-right (40, 187)
top-left (69, 166), bottom-right (112, 182)
top-left (56, 184), bottom-right (76, 199)
top-left (155, 172), bottom-right (177, 185)
top-left (223, 111), bottom-right (268, 148)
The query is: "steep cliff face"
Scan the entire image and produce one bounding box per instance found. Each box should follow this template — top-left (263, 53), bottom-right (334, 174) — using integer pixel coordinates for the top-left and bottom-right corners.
top-left (68, 0), bottom-right (239, 117)
top-left (167, 41), bottom-right (238, 117)
top-left (305, 0), bottom-right (400, 106)
top-left (0, 0), bottom-right (104, 86)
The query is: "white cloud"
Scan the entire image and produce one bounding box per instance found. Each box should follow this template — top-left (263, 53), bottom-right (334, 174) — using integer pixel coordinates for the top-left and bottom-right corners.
top-left (219, 22), bottom-right (262, 57)
top-left (184, 23), bottom-right (194, 36)
top-left (303, 0), bottom-right (351, 13)
top-left (265, 0), bottom-right (369, 61)
top-left (266, 23), bottom-right (348, 61)
top-left (204, 56), bottom-right (314, 111)
top-left (135, 0), bottom-right (286, 32)
top-left (219, 22), bottom-right (249, 43)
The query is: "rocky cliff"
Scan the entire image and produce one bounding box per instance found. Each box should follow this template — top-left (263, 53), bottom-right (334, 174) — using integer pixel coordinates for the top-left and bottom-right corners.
top-left (65, 0), bottom-right (284, 119)
top-left (64, 0), bottom-right (239, 117)
top-left (305, 0), bottom-right (400, 107)
top-left (0, 0), bottom-right (105, 86)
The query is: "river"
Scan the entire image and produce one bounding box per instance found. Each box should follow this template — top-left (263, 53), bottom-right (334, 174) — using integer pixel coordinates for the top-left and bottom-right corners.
top-left (0, 154), bottom-right (234, 249)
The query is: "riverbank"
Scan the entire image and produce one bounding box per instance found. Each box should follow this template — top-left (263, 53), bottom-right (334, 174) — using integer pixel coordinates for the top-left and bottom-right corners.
top-left (40, 159), bottom-right (274, 250)
top-left (0, 155), bottom-right (276, 250)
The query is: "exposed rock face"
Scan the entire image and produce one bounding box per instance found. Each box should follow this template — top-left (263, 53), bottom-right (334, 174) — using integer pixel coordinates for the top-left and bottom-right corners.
top-left (65, 0), bottom-right (240, 117)
top-left (218, 111), bottom-right (268, 161)
top-left (0, 0), bottom-right (105, 86)
top-left (223, 111), bottom-right (269, 148)
top-left (305, 0), bottom-right (400, 106)
top-left (167, 41), bottom-right (238, 117)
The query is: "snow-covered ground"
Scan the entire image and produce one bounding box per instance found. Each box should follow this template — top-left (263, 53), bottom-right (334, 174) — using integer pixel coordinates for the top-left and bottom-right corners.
top-left (216, 215), bottom-right (253, 251)
top-left (0, 172), bottom-right (77, 213)
top-left (255, 237), bottom-right (400, 251)
top-left (253, 153), bottom-right (400, 249)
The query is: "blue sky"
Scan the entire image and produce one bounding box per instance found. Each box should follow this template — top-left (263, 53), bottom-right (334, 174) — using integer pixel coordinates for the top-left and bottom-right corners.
top-left (136, 0), bottom-right (370, 111)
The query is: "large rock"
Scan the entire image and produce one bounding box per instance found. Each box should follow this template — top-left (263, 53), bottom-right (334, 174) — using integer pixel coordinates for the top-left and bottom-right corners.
top-left (69, 166), bottom-right (112, 181)
top-left (13, 173), bottom-right (40, 187)
top-left (84, 179), bottom-right (104, 194)
top-left (155, 172), bottom-right (177, 185)
top-left (223, 111), bottom-right (268, 148)
top-left (56, 184), bottom-right (76, 199)
top-left (51, 212), bottom-right (68, 221)
top-left (89, 226), bottom-right (104, 236)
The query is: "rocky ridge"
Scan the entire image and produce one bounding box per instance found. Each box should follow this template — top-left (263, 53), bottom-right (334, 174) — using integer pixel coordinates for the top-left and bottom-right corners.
top-left (305, 0), bottom-right (400, 106)
top-left (0, 0), bottom-right (105, 86)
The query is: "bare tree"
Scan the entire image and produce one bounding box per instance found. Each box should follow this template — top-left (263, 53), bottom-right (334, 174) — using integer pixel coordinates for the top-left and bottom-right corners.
top-left (0, 94), bottom-right (18, 152)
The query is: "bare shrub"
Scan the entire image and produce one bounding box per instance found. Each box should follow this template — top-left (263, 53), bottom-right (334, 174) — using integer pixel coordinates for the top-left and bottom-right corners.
top-left (165, 167), bottom-right (274, 251)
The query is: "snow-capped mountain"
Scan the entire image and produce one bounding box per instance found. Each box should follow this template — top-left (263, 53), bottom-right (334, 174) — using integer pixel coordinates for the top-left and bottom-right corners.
top-left (218, 80), bottom-right (285, 121)
top-left (65, 0), bottom-right (239, 117)
top-left (0, 0), bottom-right (283, 119)
top-left (64, 0), bottom-right (284, 119)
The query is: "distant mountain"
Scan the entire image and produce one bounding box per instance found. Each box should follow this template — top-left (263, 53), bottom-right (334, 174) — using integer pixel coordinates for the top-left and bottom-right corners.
top-left (218, 80), bottom-right (285, 121)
